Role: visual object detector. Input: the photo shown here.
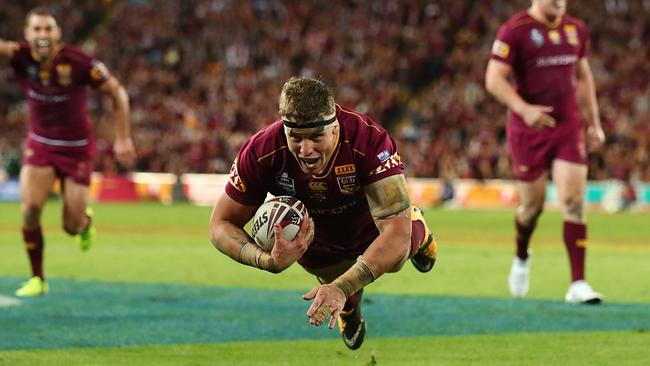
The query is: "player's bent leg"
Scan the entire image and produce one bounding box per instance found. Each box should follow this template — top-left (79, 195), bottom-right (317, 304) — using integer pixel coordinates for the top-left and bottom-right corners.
top-left (75, 207), bottom-right (95, 251)
top-left (553, 160), bottom-right (602, 304)
top-left (337, 289), bottom-right (366, 350)
top-left (20, 165), bottom-right (57, 229)
top-left (62, 177), bottom-right (94, 251)
top-left (409, 206), bottom-right (437, 273)
top-left (509, 174), bottom-right (546, 298)
top-left (17, 165), bottom-right (56, 293)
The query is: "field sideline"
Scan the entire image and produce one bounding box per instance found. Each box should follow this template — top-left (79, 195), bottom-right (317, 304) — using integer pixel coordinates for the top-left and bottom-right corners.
top-left (0, 201), bottom-right (648, 365)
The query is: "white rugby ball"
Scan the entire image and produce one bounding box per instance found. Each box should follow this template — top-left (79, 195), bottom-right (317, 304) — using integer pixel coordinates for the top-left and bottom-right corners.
top-left (250, 196), bottom-right (307, 251)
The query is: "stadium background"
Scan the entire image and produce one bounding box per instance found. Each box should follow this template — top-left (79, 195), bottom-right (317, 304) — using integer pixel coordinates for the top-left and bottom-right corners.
top-left (1, 1), bottom-right (649, 365)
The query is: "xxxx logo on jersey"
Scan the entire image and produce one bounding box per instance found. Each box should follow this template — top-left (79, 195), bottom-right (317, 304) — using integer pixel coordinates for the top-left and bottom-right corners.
top-left (335, 164), bottom-right (356, 175)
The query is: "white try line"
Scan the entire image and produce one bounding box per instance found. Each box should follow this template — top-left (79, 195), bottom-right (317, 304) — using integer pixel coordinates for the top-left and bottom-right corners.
top-left (0, 295), bottom-right (21, 307)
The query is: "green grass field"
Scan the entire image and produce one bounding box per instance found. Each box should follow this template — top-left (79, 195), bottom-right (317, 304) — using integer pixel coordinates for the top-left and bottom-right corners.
top-left (0, 201), bottom-right (649, 365)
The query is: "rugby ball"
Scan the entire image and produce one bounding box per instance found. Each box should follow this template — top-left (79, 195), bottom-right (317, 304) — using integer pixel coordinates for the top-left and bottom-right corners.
top-left (251, 196), bottom-right (307, 251)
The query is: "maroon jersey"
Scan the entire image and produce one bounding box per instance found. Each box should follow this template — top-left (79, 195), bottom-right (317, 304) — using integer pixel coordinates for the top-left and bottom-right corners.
top-left (226, 105), bottom-right (405, 267)
top-left (490, 11), bottom-right (589, 131)
top-left (9, 42), bottom-right (110, 146)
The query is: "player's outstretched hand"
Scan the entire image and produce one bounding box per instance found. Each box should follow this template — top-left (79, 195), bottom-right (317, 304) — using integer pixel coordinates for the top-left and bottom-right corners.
top-left (587, 125), bottom-right (605, 151)
top-left (303, 284), bottom-right (347, 329)
top-left (271, 214), bottom-right (314, 271)
top-left (114, 137), bottom-right (136, 168)
top-left (521, 104), bottom-right (556, 129)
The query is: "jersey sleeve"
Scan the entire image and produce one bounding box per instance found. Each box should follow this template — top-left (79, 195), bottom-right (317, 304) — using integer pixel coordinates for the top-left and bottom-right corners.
top-left (359, 129), bottom-right (405, 186)
top-left (577, 22), bottom-right (589, 59)
top-left (224, 139), bottom-right (269, 207)
top-left (490, 23), bottom-right (517, 65)
top-left (77, 56), bottom-right (112, 88)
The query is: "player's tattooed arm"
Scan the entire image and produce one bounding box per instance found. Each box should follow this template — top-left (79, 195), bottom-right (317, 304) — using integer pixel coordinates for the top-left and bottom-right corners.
top-left (364, 174), bottom-right (411, 231)
top-left (208, 192), bottom-right (280, 271)
top-left (358, 174), bottom-right (412, 276)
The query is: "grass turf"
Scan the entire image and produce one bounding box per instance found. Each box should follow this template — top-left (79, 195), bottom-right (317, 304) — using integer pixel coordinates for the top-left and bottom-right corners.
top-left (1, 332), bottom-right (649, 366)
top-left (0, 201), bottom-right (649, 364)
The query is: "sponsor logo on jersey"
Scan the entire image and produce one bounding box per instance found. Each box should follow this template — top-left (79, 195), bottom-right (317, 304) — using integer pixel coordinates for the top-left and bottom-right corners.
top-left (536, 54), bottom-right (577, 67)
top-left (89, 60), bottom-right (110, 82)
top-left (39, 69), bottom-right (50, 86)
top-left (564, 25), bottom-right (579, 46)
top-left (308, 180), bottom-right (328, 202)
top-left (56, 63), bottom-right (72, 86)
top-left (518, 164), bottom-right (529, 173)
top-left (370, 152), bottom-right (401, 176)
top-left (530, 28), bottom-right (544, 47)
top-left (228, 159), bottom-right (247, 192)
top-left (337, 175), bottom-right (359, 194)
top-left (27, 90), bottom-right (69, 103)
top-left (548, 30), bottom-right (561, 45)
top-left (275, 172), bottom-right (295, 195)
top-left (335, 164), bottom-right (356, 175)
top-left (491, 40), bottom-right (510, 58)
top-left (308, 200), bottom-right (358, 215)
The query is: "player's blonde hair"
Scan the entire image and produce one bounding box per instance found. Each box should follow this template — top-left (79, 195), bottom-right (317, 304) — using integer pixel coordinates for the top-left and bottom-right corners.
top-left (279, 77), bottom-right (335, 124)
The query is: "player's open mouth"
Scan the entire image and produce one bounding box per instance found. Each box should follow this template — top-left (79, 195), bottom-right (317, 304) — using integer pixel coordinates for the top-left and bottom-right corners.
top-left (35, 39), bottom-right (51, 50)
top-left (300, 157), bottom-right (319, 168)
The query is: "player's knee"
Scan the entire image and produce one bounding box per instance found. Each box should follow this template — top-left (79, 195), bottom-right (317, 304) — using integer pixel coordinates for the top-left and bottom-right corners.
top-left (529, 208), bottom-right (543, 225)
top-left (388, 247), bottom-right (411, 273)
top-left (62, 216), bottom-right (85, 235)
top-left (562, 196), bottom-right (584, 221)
top-left (388, 258), bottom-right (406, 273)
top-left (62, 224), bottom-right (78, 236)
top-left (21, 203), bottom-right (43, 227)
top-left (517, 205), bottom-right (543, 226)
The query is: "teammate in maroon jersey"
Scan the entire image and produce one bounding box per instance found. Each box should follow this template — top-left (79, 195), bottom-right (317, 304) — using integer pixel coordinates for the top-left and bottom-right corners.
top-left (209, 77), bottom-right (437, 349)
top-left (485, 0), bottom-right (605, 303)
top-left (0, 7), bottom-right (136, 297)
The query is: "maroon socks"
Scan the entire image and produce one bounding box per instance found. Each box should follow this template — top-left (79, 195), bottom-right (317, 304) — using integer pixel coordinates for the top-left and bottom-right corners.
top-left (563, 221), bottom-right (586, 282)
top-left (343, 290), bottom-right (362, 312)
top-left (22, 226), bottom-right (45, 280)
top-left (515, 219), bottom-right (535, 260)
top-left (409, 219), bottom-right (425, 257)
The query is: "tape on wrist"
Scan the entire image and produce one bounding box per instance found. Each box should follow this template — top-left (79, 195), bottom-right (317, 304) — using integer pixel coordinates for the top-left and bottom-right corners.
top-left (332, 256), bottom-right (376, 298)
top-left (239, 242), bottom-right (277, 273)
top-left (240, 242), bottom-right (261, 267)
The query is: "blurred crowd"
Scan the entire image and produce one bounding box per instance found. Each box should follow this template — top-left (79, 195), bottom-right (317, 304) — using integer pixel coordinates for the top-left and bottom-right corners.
top-left (397, 0), bottom-right (650, 183)
top-left (1, 0), bottom-right (649, 182)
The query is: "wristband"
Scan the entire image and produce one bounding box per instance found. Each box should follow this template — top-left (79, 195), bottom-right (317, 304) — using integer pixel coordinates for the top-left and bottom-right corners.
top-left (239, 243), bottom-right (277, 273)
top-left (331, 256), bottom-right (376, 298)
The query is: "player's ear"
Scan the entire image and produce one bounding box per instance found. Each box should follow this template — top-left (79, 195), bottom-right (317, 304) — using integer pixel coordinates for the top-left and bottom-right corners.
top-left (53, 24), bottom-right (62, 41)
top-left (331, 122), bottom-right (340, 137)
